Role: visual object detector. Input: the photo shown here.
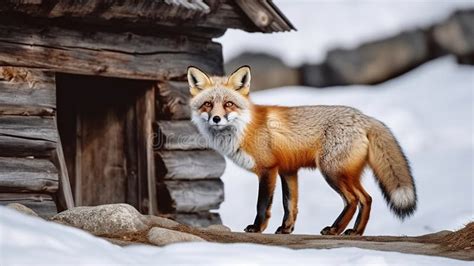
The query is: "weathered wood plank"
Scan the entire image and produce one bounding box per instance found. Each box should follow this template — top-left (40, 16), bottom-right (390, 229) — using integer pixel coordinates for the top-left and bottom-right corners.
top-left (0, 116), bottom-right (57, 142)
top-left (156, 81), bottom-right (191, 120)
top-left (0, 135), bottom-right (56, 158)
top-left (136, 87), bottom-right (157, 215)
top-left (0, 193), bottom-right (57, 219)
top-left (0, 157), bottom-right (59, 193)
top-left (157, 179), bottom-right (224, 212)
top-left (155, 120), bottom-right (207, 150)
top-left (174, 212), bottom-right (222, 228)
top-left (0, 23), bottom-right (223, 80)
top-left (0, 116), bottom-right (57, 157)
top-left (53, 117), bottom-right (75, 211)
top-left (0, 67), bottom-right (56, 116)
top-left (155, 150), bottom-right (225, 180)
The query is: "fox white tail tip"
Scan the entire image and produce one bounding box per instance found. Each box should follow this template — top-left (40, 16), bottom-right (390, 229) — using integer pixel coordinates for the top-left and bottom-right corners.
top-left (391, 187), bottom-right (415, 208)
top-left (390, 187), bottom-right (417, 219)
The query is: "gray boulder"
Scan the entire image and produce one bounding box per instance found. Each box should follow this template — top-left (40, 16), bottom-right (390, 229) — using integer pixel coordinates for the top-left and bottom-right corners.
top-left (144, 215), bottom-right (180, 228)
top-left (6, 203), bottom-right (39, 217)
top-left (433, 9), bottom-right (474, 64)
top-left (147, 227), bottom-right (205, 246)
top-left (52, 204), bottom-right (148, 237)
top-left (225, 52), bottom-right (300, 91)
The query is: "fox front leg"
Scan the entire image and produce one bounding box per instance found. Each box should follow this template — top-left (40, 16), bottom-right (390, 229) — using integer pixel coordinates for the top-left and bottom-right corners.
top-left (276, 172), bottom-right (298, 234)
top-left (244, 168), bottom-right (278, 233)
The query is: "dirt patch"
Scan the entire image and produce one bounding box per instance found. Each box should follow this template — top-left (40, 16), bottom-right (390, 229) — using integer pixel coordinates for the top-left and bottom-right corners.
top-left (438, 222), bottom-right (474, 251)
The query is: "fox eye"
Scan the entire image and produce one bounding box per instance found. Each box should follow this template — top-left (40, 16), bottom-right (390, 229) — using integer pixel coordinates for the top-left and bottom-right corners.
top-left (224, 101), bottom-right (234, 108)
top-left (203, 101), bottom-right (212, 108)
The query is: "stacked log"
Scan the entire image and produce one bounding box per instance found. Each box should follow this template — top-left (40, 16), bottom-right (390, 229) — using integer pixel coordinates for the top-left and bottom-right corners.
top-left (155, 81), bottom-right (226, 227)
top-left (0, 67), bottom-right (59, 218)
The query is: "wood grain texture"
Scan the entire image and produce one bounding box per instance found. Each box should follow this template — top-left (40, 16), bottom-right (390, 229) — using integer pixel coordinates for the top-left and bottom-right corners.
top-left (0, 23), bottom-right (223, 80)
top-left (0, 67), bottom-right (55, 116)
top-left (136, 87), bottom-right (157, 215)
top-left (0, 193), bottom-right (57, 218)
top-left (0, 0), bottom-right (258, 33)
top-left (0, 116), bottom-right (57, 157)
top-left (155, 150), bottom-right (225, 180)
top-left (0, 157), bottom-right (59, 193)
top-left (155, 81), bottom-right (191, 120)
top-left (157, 179), bottom-right (224, 212)
top-left (155, 120), bottom-right (208, 150)
top-left (54, 118), bottom-right (75, 210)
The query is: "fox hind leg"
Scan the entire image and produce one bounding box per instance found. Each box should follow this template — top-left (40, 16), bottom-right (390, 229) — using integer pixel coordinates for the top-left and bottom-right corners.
top-left (344, 180), bottom-right (372, 236)
top-left (320, 174), bottom-right (359, 235)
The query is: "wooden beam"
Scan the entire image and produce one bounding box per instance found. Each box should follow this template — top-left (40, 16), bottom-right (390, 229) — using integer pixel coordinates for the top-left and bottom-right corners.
top-left (157, 179), bottom-right (224, 212)
top-left (0, 0), bottom-right (257, 33)
top-left (234, 0), bottom-right (295, 32)
top-left (136, 87), bottom-right (157, 215)
top-left (0, 157), bottom-right (59, 193)
top-left (53, 116), bottom-right (75, 211)
top-left (156, 81), bottom-right (191, 120)
top-left (0, 116), bottom-right (57, 157)
top-left (0, 193), bottom-right (57, 218)
top-left (155, 150), bottom-right (225, 180)
top-left (155, 120), bottom-right (207, 150)
top-left (0, 23), bottom-right (223, 80)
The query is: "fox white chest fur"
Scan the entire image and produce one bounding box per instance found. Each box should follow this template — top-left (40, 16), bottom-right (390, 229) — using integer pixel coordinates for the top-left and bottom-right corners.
top-left (192, 110), bottom-right (255, 170)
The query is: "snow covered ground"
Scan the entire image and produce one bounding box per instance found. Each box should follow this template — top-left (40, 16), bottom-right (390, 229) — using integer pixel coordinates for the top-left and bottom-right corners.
top-left (219, 0), bottom-right (474, 65)
top-left (1, 206), bottom-right (471, 266)
top-left (220, 56), bottom-right (474, 236)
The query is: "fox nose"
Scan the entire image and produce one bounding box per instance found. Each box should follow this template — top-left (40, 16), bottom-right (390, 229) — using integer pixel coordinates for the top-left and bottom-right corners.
top-left (212, 116), bottom-right (221, 123)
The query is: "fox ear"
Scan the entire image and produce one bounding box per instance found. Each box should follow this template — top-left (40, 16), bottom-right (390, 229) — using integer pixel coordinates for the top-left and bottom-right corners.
top-left (227, 65), bottom-right (251, 96)
top-left (187, 66), bottom-right (212, 96)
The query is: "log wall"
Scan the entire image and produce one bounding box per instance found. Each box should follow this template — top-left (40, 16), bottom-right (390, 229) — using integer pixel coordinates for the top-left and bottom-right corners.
top-left (0, 67), bottom-right (59, 216)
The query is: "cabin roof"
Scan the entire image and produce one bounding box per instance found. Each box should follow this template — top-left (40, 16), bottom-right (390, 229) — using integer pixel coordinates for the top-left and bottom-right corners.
top-left (0, 0), bottom-right (294, 33)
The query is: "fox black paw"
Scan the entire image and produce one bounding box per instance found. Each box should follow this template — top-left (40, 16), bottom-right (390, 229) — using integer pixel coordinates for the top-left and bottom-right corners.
top-left (343, 229), bottom-right (361, 236)
top-left (275, 225), bottom-right (294, 234)
top-left (320, 226), bottom-right (338, 235)
top-left (244, 224), bottom-right (261, 233)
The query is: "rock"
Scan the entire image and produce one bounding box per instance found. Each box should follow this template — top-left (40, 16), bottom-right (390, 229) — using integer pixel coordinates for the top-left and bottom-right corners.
top-left (6, 203), bottom-right (39, 217)
top-left (205, 224), bottom-right (231, 232)
top-left (144, 215), bottom-right (180, 228)
top-left (324, 30), bottom-right (430, 85)
top-left (174, 212), bottom-right (222, 228)
top-left (147, 227), bottom-right (205, 246)
top-left (225, 52), bottom-right (300, 91)
top-left (433, 9), bottom-right (474, 64)
top-left (52, 204), bottom-right (149, 237)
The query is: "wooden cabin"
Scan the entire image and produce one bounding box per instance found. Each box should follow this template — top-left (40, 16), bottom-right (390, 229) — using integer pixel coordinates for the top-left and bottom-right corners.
top-left (0, 0), bottom-right (293, 226)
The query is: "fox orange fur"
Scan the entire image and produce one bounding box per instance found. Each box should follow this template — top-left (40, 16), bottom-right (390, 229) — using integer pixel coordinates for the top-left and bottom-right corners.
top-left (188, 66), bottom-right (417, 236)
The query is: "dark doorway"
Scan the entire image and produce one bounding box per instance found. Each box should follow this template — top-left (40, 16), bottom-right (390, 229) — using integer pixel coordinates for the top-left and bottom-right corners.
top-left (56, 74), bottom-right (156, 214)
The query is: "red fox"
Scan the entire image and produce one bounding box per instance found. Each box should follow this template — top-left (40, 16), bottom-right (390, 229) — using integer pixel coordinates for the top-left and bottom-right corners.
top-left (187, 65), bottom-right (417, 236)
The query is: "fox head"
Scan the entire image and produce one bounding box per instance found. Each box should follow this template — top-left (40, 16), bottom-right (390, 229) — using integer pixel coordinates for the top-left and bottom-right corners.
top-left (188, 66), bottom-right (252, 135)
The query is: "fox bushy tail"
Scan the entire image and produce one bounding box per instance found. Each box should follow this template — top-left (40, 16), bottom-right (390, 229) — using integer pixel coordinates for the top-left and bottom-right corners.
top-left (367, 120), bottom-right (417, 219)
